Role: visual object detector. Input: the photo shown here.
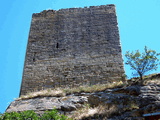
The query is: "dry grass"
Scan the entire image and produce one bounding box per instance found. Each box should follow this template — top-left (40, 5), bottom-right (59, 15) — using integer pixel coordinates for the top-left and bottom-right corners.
top-left (64, 81), bottom-right (124, 94)
top-left (69, 104), bottom-right (118, 120)
top-left (69, 99), bottom-right (140, 120)
top-left (18, 81), bottom-right (124, 100)
top-left (144, 79), bottom-right (160, 85)
top-left (18, 73), bottom-right (160, 100)
top-left (18, 88), bottom-right (65, 100)
top-left (143, 73), bottom-right (160, 85)
top-left (127, 73), bottom-right (160, 85)
top-left (68, 101), bottom-right (139, 119)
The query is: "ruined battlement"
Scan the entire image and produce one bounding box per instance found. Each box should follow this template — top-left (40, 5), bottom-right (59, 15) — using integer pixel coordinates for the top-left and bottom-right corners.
top-left (32, 4), bottom-right (115, 17)
top-left (20, 4), bottom-right (124, 96)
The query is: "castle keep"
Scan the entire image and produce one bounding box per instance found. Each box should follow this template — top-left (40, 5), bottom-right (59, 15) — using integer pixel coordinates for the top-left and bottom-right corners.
top-left (20, 4), bottom-right (124, 96)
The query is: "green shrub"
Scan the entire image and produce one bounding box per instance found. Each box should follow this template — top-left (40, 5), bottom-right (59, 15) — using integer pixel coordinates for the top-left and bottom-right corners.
top-left (0, 109), bottom-right (71, 120)
top-left (20, 110), bottom-right (39, 120)
top-left (0, 112), bottom-right (21, 120)
top-left (41, 109), bottom-right (69, 120)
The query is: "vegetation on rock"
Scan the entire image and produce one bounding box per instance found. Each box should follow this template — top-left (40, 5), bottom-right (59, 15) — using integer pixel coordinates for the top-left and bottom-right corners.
top-left (18, 81), bottom-right (124, 100)
top-left (5, 74), bottom-right (160, 119)
top-left (0, 109), bottom-right (71, 120)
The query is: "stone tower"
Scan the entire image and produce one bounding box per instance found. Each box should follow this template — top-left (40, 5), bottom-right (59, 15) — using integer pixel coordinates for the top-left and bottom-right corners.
top-left (20, 4), bottom-right (124, 96)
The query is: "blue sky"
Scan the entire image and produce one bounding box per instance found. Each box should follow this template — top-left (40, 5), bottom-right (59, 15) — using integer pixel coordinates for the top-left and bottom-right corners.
top-left (0, 0), bottom-right (160, 113)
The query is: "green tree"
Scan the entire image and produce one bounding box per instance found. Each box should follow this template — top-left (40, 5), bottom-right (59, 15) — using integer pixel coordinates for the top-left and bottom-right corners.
top-left (125, 46), bottom-right (160, 80)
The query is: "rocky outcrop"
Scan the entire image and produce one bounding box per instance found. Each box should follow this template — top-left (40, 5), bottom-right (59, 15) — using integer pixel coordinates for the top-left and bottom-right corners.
top-left (88, 84), bottom-right (160, 119)
top-left (6, 95), bottom-right (88, 114)
top-left (6, 83), bottom-right (160, 119)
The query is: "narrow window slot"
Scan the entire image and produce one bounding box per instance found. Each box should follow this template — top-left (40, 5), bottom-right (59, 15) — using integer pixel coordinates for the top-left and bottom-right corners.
top-left (56, 43), bottom-right (59, 48)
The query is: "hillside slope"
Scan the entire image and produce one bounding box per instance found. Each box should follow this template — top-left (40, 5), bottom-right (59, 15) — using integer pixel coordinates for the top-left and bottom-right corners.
top-left (6, 73), bottom-right (160, 119)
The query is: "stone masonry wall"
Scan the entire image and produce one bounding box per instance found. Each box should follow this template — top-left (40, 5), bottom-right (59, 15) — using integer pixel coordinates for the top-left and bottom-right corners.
top-left (20, 4), bottom-right (124, 96)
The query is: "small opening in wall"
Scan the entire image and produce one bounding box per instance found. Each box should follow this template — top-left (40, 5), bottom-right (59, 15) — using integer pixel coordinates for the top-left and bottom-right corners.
top-left (56, 43), bottom-right (59, 48)
top-left (33, 58), bottom-right (35, 62)
top-left (33, 52), bottom-right (36, 62)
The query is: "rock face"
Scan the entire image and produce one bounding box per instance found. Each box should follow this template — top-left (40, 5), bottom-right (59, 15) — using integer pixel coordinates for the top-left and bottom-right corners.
top-left (6, 83), bottom-right (160, 119)
top-left (20, 4), bottom-right (124, 96)
top-left (6, 96), bottom-right (88, 114)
